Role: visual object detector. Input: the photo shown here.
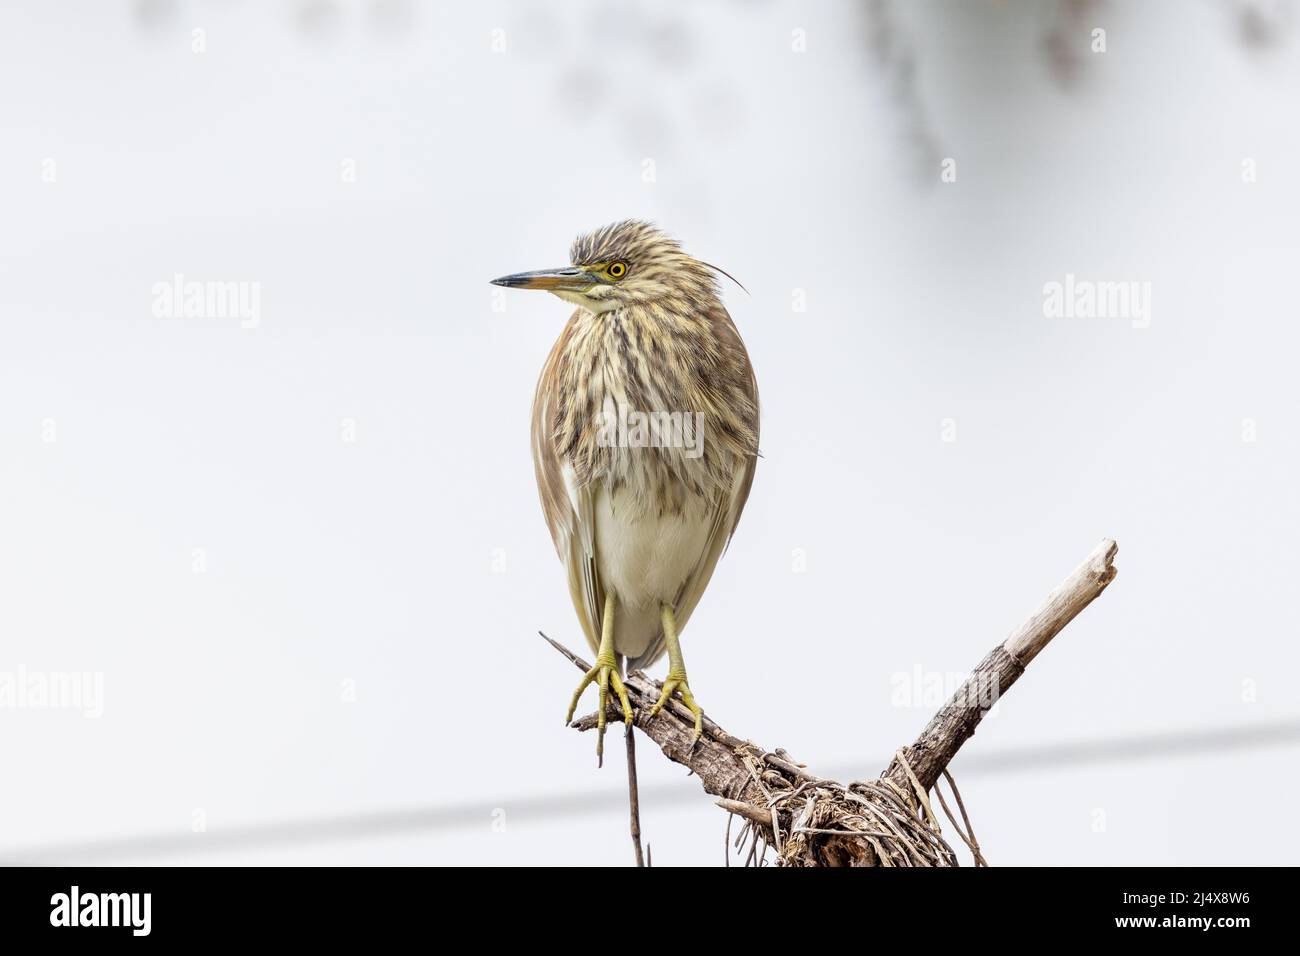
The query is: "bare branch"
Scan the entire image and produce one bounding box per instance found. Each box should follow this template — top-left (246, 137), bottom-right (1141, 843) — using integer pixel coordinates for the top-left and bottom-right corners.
top-left (545, 538), bottom-right (1119, 866)
top-left (883, 538), bottom-right (1118, 792)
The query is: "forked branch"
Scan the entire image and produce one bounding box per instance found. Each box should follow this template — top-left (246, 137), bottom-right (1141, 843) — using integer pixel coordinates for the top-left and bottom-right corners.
top-left (546, 538), bottom-right (1118, 866)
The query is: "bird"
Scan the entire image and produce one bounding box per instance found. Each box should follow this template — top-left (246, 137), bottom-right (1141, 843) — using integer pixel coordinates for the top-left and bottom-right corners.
top-left (492, 220), bottom-right (760, 760)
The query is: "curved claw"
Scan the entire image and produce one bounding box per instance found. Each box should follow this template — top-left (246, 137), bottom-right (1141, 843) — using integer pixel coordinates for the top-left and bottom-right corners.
top-left (566, 656), bottom-right (633, 762)
top-left (648, 674), bottom-right (703, 740)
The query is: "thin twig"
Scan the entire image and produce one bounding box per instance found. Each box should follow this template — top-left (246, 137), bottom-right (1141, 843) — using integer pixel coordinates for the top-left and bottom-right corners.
top-left (624, 724), bottom-right (645, 867)
top-left (933, 771), bottom-right (987, 867)
top-left (942, 768), bottom-right (987, 867)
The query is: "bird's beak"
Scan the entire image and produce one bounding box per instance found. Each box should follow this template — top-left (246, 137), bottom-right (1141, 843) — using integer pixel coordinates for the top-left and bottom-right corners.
top-left (489, 267), bottom-right (596, 292)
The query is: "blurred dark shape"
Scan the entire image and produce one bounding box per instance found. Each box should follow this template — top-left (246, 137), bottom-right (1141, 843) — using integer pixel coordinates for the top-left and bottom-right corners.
top-left (531, 6), bottom-right (712, 159)
top-left (863, 0), bottom-right (943, 188)
top-left (1232, 0), bottom-right (1295, 49)
top-left (1041, 0), bottom-right (1106, 90)
top-left (554, 67), bottom-right (609, 122)
top-left (132, 0), bottom-right (177, 29)
top-left (1041, 30), bottom-right (1081, 88)
top-left (647, 18), bottom-right (696, 70)
top-left (296, 0), bottom-right (342, 38)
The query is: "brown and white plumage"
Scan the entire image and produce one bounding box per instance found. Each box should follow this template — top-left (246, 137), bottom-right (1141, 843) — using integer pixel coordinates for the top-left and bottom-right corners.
top-left (522, 221), bottom-right (759, 673)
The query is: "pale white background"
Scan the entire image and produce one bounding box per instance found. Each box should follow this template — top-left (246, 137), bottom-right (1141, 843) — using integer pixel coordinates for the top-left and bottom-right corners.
top-left (1, 0), bottom-right (1297, 866)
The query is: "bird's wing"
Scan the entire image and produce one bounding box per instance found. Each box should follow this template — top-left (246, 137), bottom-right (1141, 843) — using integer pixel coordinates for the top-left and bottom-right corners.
top-left (627, 354), bottom-right (759, 672)
top-left (561, 479), bottom-right (605, 658)
top-left (532, 325), bottom-right (605, 658)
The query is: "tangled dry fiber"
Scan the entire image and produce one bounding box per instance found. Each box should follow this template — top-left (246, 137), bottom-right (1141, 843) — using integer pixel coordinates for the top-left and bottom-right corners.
top-left (718, 750), bottom-right (985, 867)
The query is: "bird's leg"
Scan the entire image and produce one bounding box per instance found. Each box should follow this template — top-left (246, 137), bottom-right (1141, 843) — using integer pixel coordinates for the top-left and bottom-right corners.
top-left (565, 590), bottom-right (633, 762)
top-left (648, 603), bottom-right (703, 740)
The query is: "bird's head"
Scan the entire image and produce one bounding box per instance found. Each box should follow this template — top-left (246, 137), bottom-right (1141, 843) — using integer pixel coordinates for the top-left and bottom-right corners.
top-left (491, 220), bottom-right (732, 315)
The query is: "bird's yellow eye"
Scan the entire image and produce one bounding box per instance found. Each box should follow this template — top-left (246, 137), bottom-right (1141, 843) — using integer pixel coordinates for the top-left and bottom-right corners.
top-left (608, 261), bottom-right (627, 279)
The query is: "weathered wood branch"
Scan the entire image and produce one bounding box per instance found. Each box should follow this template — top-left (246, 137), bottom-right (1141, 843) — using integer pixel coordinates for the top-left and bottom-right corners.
top-left (882, 538), bottom-right (1118, 793)
top-left (547, 538), bottom-right (1118, 866)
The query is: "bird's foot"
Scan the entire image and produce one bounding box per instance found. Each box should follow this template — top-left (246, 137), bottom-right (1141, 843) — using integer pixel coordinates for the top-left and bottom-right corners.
top-left (648, 670), bottom-right (703, 741)
top-left (565, 652), bottom-right (632, 763)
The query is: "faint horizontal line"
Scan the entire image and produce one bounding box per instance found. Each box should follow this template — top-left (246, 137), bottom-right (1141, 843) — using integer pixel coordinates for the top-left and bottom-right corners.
top-left (944, 718), bottom-right (1300, 776)
top-left (4, 718), bottom-right (1297, 864)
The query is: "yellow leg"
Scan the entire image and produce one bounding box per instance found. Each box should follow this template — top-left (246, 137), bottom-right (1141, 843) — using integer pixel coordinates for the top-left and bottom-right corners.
top-left (647, 603), bottom-right (703, 740)
top-left (565, 590), bottom-right (633, 762)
